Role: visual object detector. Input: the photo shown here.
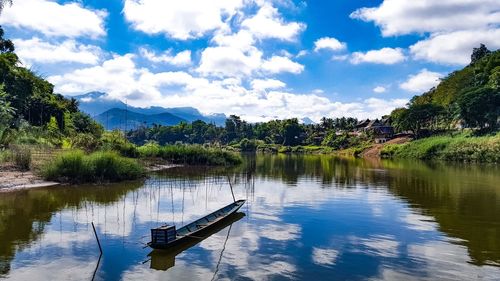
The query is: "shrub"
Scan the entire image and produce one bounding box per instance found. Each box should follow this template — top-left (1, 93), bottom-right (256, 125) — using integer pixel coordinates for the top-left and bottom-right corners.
top-left (10, 145), bottom-right (32, 171)
top-left (137, 141), bottom-right (161, 158)
top-left (382, 132), bottom-right (500, 163)
top-left (158, 145), bottom-right (241, 166)
top-left (41, 150), bottom-right (144, 183)
top-left (238, 138), bottom-right (258, 152)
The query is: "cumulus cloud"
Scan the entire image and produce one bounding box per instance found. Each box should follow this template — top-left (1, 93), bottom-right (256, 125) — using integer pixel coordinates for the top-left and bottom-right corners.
top-left (350, 0), bottom-right (500, 37)
top-left (312, 247), bottom-right (339, 266)
top-left (251, 79), bottom-right (286, 91)
top-left (123, 0), bottom-right (244, 40)
top-left (13, 37), bottom-right (102, 65)
top-left (351, 48), bottom-right (405, 64)
top-left (314, 37), bottom-right (347, 52)
top-left (410, 29), bottom-right (500, 65)
top-left (49, 55), bottom-right (407, 121)
top-left (351, 0), bottom-right (500, 65)
top-left (400, 69), bottom-right (444, 93)
top-left (373, 86), bottom-right (386, 93)
top-left (261, 55), bottom-right (304, 74)
top-left (139, 48), bottom-right (192, 66)
top-left (197, 46), bottom-right (263, 77)
top-left (241, 3), bottom-right (305, 41)
top-left (0, 0), bottom-right (107, 38)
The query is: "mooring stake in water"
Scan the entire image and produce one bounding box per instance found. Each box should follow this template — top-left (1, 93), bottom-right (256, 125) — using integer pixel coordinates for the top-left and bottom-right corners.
top-left (91, 222), bottom-right (103, 254)
top-left (91, 222), bottom-right (103, 281)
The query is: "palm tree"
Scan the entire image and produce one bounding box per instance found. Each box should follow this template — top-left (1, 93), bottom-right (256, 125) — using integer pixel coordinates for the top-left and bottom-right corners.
top-left (0, 0), bottom-right (12, 14)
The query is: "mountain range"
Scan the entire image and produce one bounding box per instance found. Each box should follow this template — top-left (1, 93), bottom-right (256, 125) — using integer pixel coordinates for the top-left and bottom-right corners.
top-left (73, 92), bottom-right (227, 129)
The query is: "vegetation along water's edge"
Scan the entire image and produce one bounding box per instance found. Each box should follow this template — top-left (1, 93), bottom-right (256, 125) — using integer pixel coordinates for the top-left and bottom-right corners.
top-left (381, 132), bottom-right (500, 163)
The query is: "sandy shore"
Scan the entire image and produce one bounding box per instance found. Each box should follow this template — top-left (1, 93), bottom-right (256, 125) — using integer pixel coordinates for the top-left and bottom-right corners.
top-left (0, 163), bottom-right (180, 192)
top-left (0, 169), bottom-right (60, 192)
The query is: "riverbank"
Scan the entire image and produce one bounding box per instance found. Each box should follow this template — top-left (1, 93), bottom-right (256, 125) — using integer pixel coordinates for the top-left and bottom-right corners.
top-left (380, 132), bottom-right (500, 163)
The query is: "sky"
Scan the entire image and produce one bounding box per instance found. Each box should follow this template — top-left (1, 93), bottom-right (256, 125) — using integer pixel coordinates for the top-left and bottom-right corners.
top-left (1, 0), bottom-right (499, 122)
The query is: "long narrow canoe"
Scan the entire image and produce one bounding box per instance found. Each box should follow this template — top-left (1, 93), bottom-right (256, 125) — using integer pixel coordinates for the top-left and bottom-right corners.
top-left (148, 199), bottom-right (246, 249)
top-left (148, 212), bottom-right (245, 271)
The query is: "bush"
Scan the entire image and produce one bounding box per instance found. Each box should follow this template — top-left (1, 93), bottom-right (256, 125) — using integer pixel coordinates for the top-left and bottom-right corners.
top-left (41, 150), bottom-right (144, 183)
top-left (137, 141), bottom-right (161, 158)
top-left (11, 145), bottom-right (32, 171)
top-left (238, 138), bottom-right (258, 152)
top-left (382, 133), bottom-right (500, 163)
top-left (100, 130), bottom-right (139, 158)
top-left (158, 145), bottom-right (241, 166)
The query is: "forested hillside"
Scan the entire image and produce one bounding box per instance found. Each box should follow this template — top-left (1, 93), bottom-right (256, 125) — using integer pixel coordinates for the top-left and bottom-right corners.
top-left (0, 26), bottom-right (103, 147)
top-left (391, 45), bottom-right (500, 137)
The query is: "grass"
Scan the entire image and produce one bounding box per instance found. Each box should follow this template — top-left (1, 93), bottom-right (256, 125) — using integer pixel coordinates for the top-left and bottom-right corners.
top-left (10, 145), bottom-right (32, 171)
top-left (41, 150), bottom-right (145, 183)
top-left (381, 132), bottom-right (500, 163)
top-left (138, 143), bottom-right (242, 166)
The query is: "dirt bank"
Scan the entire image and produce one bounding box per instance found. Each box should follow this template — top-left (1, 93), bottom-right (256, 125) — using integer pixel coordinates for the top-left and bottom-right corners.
top-left (361, 137), bottom-right (411, 159)
top-left (0, 167), bottom-right (59, 192)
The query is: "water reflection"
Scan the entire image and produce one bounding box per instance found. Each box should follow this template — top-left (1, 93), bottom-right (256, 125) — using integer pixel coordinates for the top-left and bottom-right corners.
top-left (0, 154), bottom-right (498, 280)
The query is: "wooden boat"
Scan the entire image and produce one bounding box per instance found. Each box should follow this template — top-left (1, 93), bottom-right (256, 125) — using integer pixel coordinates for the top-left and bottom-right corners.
top-left (148, 199), bottom-right (246, 249)
top-left (148, 212), bottom-right (245, 271)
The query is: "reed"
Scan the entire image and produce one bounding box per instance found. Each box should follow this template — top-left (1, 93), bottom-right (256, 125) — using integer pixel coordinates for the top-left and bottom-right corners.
top-left (41, 150), bottom-right (144, 183)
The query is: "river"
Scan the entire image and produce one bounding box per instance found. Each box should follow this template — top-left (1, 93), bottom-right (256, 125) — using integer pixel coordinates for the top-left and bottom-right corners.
top-left (0, 155), bottom-right (499, 280)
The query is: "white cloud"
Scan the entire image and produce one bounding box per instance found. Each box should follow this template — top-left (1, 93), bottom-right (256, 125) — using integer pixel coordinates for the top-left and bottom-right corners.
top-left (0, 0), bottom-right (106, 38)
top-left (351, 48), bottom-right (405, 64)
top-left (212, 30), bottom-right (256, 52)
top-left (400, 69), bottom-right (444, 93)
top-left (251, 79), bottom-right (286, 91)
top-left (312, 247), bottom-right (339, 266)
top-left (197, 46), bottom-right (263, 77)
top-left (241, 3), bottom-right (305, 41)
top-left (197, 48), bottom-right (303, 77)
top-left (331, 55), bottom-right (349, 61)
top-left (50, 55), bottom-right (408, 121)
top-left (13, 37), bottom-right (102, 65)
top-left (350, 0), bottom-right (500, 37)
top-left (296, 50), bottom-right (308, 57)
top-left (123, 0), bottom-right (244, 40)
top-left (373, 86), bottom-right (386, 93)
top-left (261, 55), bottom-right (304, 74)
top-left (351, 1), bottom-right (500, 65)
top-left (139, 48), bottom-right (191, 66)
top-left (314, 37), bottom-right (346, 52)
top-left (410, 29), bottom-right (500, 65)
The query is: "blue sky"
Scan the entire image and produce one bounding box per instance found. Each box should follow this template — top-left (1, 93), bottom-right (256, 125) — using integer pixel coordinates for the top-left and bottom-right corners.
top-left (1, 0), bottom-right (499, 122)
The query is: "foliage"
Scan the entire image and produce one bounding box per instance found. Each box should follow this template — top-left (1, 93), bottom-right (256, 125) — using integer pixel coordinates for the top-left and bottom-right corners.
top-left (153, 144), bottom-right (242, 166)
top-left (456, 87), bottom-right (500, 130)
top-left (100, 130), bottom-right (138, 157)
top-left (41, 150), bottom-right (144, 183)
top-left (137, 141), bottom-right (161, 158)
top-left (471, 44), bottom-right (491, 64)
top-left (381, 132), bottom-right (500, 162)
top-left (237, 138), bottom-right (259, 152)
top-left (391, 104), bottom-right (445, 138)
top-left (10, 145), bottom-right (31, 171)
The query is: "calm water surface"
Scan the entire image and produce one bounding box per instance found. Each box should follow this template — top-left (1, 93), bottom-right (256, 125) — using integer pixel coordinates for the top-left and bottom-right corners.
top-left (0, 155), bottom-right (499, 280)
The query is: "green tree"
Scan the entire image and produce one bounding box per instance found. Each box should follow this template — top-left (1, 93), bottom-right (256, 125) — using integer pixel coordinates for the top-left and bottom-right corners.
top-left (0, 1), bottom-right (12, 15)
top-left (392, 104), bottom-right (444, 138)
top-left (456, 87), bottom-right (500, 130)
top-left (471, 44), bottom-right (491, 64)
top-left (281, 118), bottom-right (302, 146)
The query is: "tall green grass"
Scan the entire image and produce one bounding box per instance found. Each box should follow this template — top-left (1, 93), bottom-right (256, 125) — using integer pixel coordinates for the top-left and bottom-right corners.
top-left (41, 150), bottom-right (144, 183)
top-left (381, 133), bottom-right (500, 163)
top-left (138, 143), bottom-right (241, 166)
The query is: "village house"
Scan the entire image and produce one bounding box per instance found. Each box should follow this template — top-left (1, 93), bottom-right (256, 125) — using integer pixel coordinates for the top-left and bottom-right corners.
top-left (355, 118), bottom-right (394, 143)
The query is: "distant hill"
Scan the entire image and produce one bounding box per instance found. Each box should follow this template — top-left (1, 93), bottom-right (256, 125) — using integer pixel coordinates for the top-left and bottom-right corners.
top-left (95, 108), bottom-right (186, 130)
top-left (73, 92), bottom-right (227, 125)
